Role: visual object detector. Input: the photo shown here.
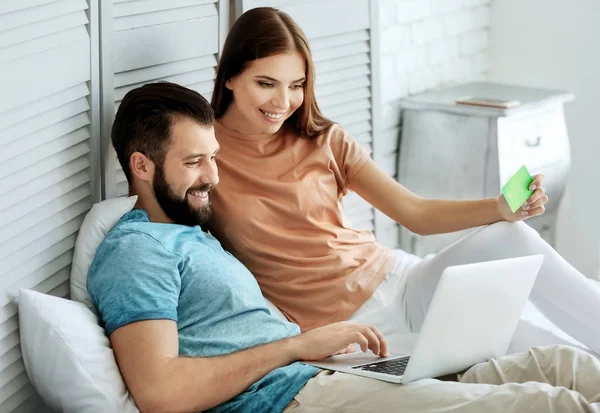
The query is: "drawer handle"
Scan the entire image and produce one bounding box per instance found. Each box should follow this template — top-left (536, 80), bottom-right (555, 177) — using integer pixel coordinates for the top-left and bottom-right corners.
top-left (525, 136), bottom-right (542, 147)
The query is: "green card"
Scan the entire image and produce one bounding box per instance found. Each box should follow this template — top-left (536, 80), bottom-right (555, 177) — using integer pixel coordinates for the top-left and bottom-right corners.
top-left (502, 165), bottom-right (534, 213)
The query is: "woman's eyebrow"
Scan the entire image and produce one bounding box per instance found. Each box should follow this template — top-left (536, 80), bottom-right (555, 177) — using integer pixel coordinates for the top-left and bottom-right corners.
top-left (255, 75), bottom-right (305, 83)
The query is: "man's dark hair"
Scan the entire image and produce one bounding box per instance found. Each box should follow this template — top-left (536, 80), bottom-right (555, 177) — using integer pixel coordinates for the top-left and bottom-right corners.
top-left (111, 81), bottom-right (215, 183)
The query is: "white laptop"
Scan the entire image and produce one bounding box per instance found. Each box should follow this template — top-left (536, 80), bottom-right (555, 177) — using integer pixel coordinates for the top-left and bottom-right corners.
top-left (304, 255), bottom-right (544, 384)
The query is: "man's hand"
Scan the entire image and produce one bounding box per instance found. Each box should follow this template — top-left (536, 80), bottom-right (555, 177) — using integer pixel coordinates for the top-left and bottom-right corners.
top-left (287, 322), bottom-right (388, 361)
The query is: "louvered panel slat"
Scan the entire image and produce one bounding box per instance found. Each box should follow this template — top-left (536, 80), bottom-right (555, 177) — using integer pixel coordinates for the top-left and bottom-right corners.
top-left (116, 168), bottom-right (128, 198)
top-left (113, 78), bottom-right (215, 114)
top-left (379, 126), bottom-right (401, 155)
top-left (0, 234), bottom-right (78, 308)
top-left (0, 0), bottom-right (59, 14)
top-left (344, 121), bottom-right (372, 137)
top-left (316, 65), bottom-right (370, 86)
top-left (346, 214), bottom-right (375, 232)
top-left (116, 166), bottom-right (127, 183)
top-left (0, 371), bottom-right (30, 405)
top-left (0, 265), bottom-right (71, 319)
top-left (0, 143), bottom-right (90, 196)
top-left (114, 67), bottom-right (215, 102)
top-left (0, 24), bottom-right (89, 64)
top-left (0, 116), bottom-right (90, 164)
top-left (0, 2), bottom-right (94, 408)
top-left (188, 83), bottom-right (214, 100)
top-left (0, 0), bottom-right (88, 32)
top-left (310, 30), bottom-right (369, 52)
top-left (0, 265), bottom-right (72, 326)
top-left (246, 0), bottom-right (311, 7)
top-left (113, 17), bottom-right (218, 73)
top-left (0, 40), bottom-right (91, 114)
top-left (331, 110), bottom-right (371, 130)
top-left (322, 99), bottom-right (370, 119)
top-left (0, 98), bottom-right (90, 147)
top-left (1, 183), bottom-right (91, 244)
top-left (267, 0), bottom-right (368, 39)
top-left (0, 243), bottom-right (77, 339)
top-left (381, 151), bottom-right (397, 178)
top-left (312, 41), bottom-right (369, 63)
top-left (343, 192), bottom-right (371, 212)
top-left (115, 3), bottom-right (217, 31)
top-left (318, 88), bottom-right (370, 112)
top-left (0, 131), bottom-right (90, 181)
top-left (116, 182), bottom-right (130, 198)
top-left (0, 204), bottom-right (89, 265)
top-left (0, 84), bottom-right (89, 130)
top-left (0, 324), bottom-right (19, 355)
top-left (0, 385), bottom-right (39, 413)
top-left (354, 132), bottom-right (372, 145)
top-left (0, 332), bottom-right (19, 359)
top-left (114, 0), bottom-right (215, 17)
top-left (1, 158), bottom-right (90, 213)
top-left (114, 55), bottom-right (217, 88)
top-left (9, 393), bottom-right (42, 413)
top-left (47, 279), bottom-right (71, 300)
top-left (316, 76), bottom-right (370, 98)
top-left (315, 54), bottom-right (370, 76)
top-left (0, 361), bottom-right (24, 394)
top-left (380, 224), bottom-right (401, 249)
top-left (344, 195), bottom-right (374, 213)
top-left (0, 10), bottom-right (88, 49)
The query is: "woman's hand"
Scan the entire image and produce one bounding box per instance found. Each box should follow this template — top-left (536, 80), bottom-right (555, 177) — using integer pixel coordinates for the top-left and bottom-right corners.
top-left (497, 174), bottom-right (548, 222)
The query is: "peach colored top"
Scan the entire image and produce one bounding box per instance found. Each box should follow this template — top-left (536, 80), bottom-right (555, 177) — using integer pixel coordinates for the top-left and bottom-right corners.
top-left (209, 120), bottom-right (396, 330)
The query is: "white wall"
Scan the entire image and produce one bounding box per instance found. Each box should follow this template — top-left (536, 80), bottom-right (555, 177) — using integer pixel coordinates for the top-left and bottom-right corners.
top-left (489, 0), bottom-right (600, 279)
top-left (376, 0), bottom-right (492, 245)
top-left (378, 0), bottom-right (491, 104)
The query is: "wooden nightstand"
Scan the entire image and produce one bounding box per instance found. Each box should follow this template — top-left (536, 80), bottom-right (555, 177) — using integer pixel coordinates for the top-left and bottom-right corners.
top-left (397, 81), bottom-right (574, 257)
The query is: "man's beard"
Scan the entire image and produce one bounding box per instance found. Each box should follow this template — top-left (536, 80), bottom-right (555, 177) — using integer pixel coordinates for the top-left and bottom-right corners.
top-left (153, 164), bottom-right (212, 226)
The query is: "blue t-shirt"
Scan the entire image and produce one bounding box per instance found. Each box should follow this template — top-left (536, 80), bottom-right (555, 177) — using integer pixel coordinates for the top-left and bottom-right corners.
top-left (87, 209), bottom-right (317, 413)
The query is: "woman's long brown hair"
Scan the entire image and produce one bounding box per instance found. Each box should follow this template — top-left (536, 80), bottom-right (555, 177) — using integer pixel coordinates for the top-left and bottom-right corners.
top-left (211, 7), bottom-right (333, 138)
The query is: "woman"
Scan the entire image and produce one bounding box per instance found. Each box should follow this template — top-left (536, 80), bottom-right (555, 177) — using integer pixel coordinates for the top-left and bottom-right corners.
top-left (208, 7), bottom-right (600, 354)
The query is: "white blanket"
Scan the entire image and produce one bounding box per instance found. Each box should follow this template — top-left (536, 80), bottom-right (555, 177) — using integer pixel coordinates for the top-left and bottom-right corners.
top-left (509, 300), bottom-right (600, 360)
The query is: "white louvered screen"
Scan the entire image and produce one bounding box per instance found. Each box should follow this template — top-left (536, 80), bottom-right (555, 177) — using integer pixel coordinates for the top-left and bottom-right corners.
top-left (103, 0), bottom-right (228, 198)
top-left (0, 0), bottom-right (99, 411)
top-left (236, 0), bottom-right (380, 234)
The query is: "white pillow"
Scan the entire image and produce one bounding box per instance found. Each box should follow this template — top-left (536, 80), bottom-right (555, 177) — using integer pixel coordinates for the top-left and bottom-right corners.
top-left (70, 196), bottom-right (137, 310)
top-left (18, 289), bottom-right (139, 413)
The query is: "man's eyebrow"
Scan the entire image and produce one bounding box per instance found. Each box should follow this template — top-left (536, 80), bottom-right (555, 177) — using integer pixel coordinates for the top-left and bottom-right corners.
top-left (255, 75), bottom-right (306, 83)
top-left (182, 148), bottom-right (220, 161)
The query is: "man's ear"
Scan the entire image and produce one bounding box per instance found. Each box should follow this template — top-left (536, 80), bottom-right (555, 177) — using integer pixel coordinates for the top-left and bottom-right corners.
top-left (129, 152), bottom-right (155, 183)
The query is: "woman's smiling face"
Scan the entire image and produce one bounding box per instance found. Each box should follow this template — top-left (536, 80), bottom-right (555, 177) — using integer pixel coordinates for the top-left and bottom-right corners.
top-left (223, 51), bottom-right (306, 135)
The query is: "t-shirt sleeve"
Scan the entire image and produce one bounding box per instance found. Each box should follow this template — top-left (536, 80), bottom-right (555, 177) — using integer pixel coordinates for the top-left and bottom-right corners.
top-left (87, 230), bottom-right (182, 335)
top-left (329, 124), bottom-right (372, 192)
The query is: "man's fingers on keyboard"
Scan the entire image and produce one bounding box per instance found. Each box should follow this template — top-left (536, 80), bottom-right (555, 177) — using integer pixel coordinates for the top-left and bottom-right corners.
top-left (369, 325), bottom-right (387, 356)
top-left (353, 332), bottom-right (369, 352)
top-left (361, 327), bottom-right (381, 356)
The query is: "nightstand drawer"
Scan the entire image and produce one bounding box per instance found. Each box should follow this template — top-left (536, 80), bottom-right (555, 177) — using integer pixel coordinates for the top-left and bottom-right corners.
top-left (497, 108), bottom-right (570, 184)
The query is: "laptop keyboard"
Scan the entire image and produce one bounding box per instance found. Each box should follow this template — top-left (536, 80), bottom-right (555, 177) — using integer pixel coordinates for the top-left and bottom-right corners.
top-left (351, 356), bottom-right (410, 377)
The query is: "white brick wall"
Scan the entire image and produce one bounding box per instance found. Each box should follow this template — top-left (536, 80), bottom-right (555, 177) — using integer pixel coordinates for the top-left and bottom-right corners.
top-left (377, 0), bottom-right (491, 247)
top-left (378, 0), bottom-right (491, 126)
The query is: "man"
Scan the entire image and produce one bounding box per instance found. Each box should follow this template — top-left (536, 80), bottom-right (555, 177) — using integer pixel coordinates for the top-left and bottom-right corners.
top-left (88, 81), bottom-right (600, 413)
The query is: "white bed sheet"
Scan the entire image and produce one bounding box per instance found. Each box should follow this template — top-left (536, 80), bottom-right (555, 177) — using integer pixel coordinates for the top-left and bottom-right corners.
top-left (508, 300), bottom-right (600, 360)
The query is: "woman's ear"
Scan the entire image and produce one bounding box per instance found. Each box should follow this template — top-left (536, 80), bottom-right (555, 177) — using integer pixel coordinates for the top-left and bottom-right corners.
top-left (225, 78), bottom-right (233, 91)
